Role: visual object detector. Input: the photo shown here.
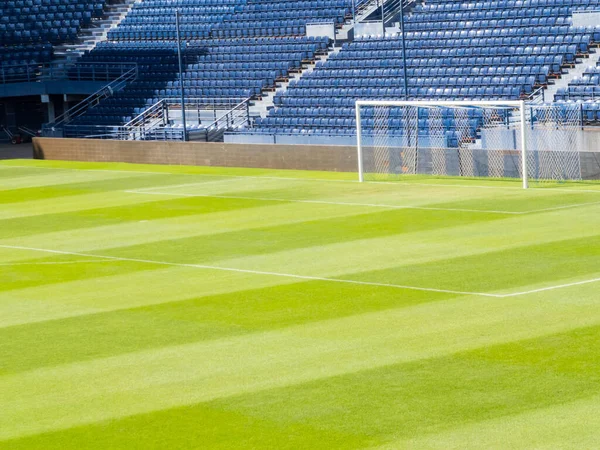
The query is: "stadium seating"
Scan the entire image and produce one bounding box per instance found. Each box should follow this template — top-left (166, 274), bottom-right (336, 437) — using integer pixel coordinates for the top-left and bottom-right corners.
top-left (0, 0), bottom-right (105, 45)
top-left (0, 0), bottom-right (109, 83)
top-left (245, 0), bottom-right (599, 137)
top-left (70, 0), bottom-right (339, 126)
top-left (555, 63), bottom-right (600, 102)
top-left (6, 0), bottom-right (598, 135)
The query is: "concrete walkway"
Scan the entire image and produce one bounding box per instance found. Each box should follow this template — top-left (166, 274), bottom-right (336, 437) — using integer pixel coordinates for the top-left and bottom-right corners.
top-left (0, 143), bottom-right (33, 160)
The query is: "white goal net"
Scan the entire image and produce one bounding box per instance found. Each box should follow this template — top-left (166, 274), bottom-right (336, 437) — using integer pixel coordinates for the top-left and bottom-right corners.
top-left (355, 100), bottom-right (589, 188)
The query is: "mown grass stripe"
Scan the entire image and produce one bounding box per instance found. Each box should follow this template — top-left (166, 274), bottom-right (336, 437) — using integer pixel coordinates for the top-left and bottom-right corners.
top-left (2, 284), bottom-right (600, 441)
top-left (0, 281), bottom-right (448, 376)
top-left (0, 196), bottom-right (269, 239)
top-left (344, 234), bottom-right (600, 293)
top-left (2, 159), bottom-right (600, 448)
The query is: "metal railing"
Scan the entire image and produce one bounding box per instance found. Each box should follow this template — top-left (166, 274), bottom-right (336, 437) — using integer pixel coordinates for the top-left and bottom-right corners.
top-left (60, 97), bottom-right (251, 141)
top-left (354, 0), bottom-right (378, 20)
top-left (0, 62), bottom-right (44, 84)
top-left (354, 0), bottom-right (414, 26)
top-left (42, 64), bottom-right (138, 135)
top-left (194, 97), bottom-right (251, 141)
top-left (527, 85), bottom-right (547, 104)
top-left (122, 99), bottom-right (170, 140)
top-left (0, 61), bottom-right (138, 84)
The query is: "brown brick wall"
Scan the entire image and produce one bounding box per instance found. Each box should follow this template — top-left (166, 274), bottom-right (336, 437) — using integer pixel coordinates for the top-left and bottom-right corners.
top-left (32, 138), bottom-right (358, 172)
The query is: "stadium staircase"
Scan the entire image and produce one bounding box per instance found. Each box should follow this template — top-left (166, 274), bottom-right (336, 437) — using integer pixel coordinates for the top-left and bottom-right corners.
top-left (546, 49), bottom-right (600, 100)
top-left (236, 0), bottom-right (600, 142)
top-left (17, 0), bottom-right (600, 141)
top-left (249, 48), bottom-right (338, 118)
top-left (51, 0), bottom-right (139, 65)
top-left (54, 0), bottom-right (343, 140)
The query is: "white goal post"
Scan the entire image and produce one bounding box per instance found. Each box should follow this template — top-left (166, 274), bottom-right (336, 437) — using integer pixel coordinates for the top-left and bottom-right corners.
top-left (355, 100), bottom-right (585, 188)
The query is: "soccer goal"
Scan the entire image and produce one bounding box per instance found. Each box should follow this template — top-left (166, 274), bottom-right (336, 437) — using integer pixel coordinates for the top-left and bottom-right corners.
top-left (355, 100), bottom-right (586, 188)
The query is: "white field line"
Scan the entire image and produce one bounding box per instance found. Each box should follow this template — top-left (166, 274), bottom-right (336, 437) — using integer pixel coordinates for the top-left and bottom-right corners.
top-left (0, 260), bottom-right (110, 266)
top-left (2, 244), bottom-right (599, 299)
top-left (0, 244), bottom-right (501, 298)
top-left (126, 188), bottom-right (600, 215)
top-left (124, 189), bottom-right (521, 215)
top-left (0, 164), bottom-right (357, 184)
top-left (500, 277), bottom-right (600, 297)
top-left (523, 200), bottom-right (600, 214)
top-left (4, 163), bottom-right (600, 193)
top-left (130, 178), bottom-right (236, 192)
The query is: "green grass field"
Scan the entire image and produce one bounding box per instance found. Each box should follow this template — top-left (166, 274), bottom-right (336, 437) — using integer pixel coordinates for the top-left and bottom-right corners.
top-left (1, 159), bottom-right (600, 449)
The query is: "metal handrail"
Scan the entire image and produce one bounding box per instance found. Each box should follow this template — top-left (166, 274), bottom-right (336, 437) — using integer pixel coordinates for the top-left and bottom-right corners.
top-left (46, 64), bottom-right (138, 129)
top-left (527, 85), bottom-right (547, 103)
top-left (124, 100), bottom-right (167, 129)
top-left (120, 96), bottom-right (251, 140)
top-left (0, 61), bottom-right (138, 85)
top-left (202, 97), bottom-right (251, 135)
top-left (355, 0), bottom-right (377, 19)
top-left (122, 99), bottom-right (168, 140)
top-left (354, 0), bottom-right (414, 25)
top-left (17, 126), bottom-right (39, 137)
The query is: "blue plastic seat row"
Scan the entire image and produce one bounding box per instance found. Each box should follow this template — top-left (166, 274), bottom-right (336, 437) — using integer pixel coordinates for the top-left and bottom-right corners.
top-left (419, 0), bottom-right (597, 11)
top-left (212, 27), bottom-right (306, 38)
top-left (405, 16), bottom-right (571, 31)
top-left (313, 65), bottom-right (548, 78)
top-left (128, 7), bottom-right (236, 16)
top-left (276, 86), bottom-right (524, 101)
top-left (177, 70), bottom-right (279, 81)
top-left (555, 86), bottom-right (600, 100)
top-left (231, 10), bottom-right (346, 21)
top-left (351, 36), bottom-right (590, 52)
top-left (337, 44), bottom-right (579, 60)
top-left (403, 26), bottom-right (587, 40)
top-left (140, 0), bottom-right (242, 6)
top-left (293, 76), bottom-right (536, 92)
top-left (569, 75), bottom-right (600, 86)
top-left (246, 0), bottom-right (350, 10)
top-left (406, 7), bottom-right (576, 23)
top-left (121, 16), bottom-right (227, 25)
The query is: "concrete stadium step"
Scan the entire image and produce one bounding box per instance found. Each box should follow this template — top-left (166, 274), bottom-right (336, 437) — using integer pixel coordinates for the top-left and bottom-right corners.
top-left (249, 48), bottom-right (339, 118)
top-left (546, 49), bottom-right (600, 102)
top-left (50, 0), bottom-right (138, 67)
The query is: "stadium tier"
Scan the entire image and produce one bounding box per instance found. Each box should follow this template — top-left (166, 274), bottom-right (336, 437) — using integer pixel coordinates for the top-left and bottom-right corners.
top-left (0, 0), bottom-right (107, 75)
top-left (248, 0), bottom-right (600, 137)
top-left (556, 63), bottom-right (600, 100)
top-left (63, 0), bottom-right (344, 128)
top-left (1, 0), bottom-right (105, 45)
top-left (68, 36), bottom-right (330, 127)
top-left (2, 0), bottom-right (600, 138)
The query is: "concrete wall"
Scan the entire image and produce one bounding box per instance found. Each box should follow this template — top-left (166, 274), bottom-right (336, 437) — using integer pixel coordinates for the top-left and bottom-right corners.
top-left (32, 138), bottom-right (358, 172)
top-left (306, 22), bottom-right (335, 40)
top-left (572, 11), bottom-right (600, 27)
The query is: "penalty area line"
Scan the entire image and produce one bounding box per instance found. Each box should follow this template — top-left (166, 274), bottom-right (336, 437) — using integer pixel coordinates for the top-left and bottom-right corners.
top-left (4, 164), bottom-right (600, 193)
top-left (124, 190), bottom-right (521, 215)
top-left (0, 260), bottom-right (112, 266)
top-left (1, 244), bottom-right (598, 298)
top-left (0, 244), bottom-right (501, 298)
top-left (500, 277), bottom-right (600, 297)
top-left (126, 189), bottom-right (600, 215)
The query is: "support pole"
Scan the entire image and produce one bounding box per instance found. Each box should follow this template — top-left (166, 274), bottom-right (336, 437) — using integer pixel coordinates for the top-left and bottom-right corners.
top-left (356, 102), bottom-right (364, 182)
top-left (352, 0), bottom-right (356, 25)
top-left (381, 0), bottom-right (385, 35)
top-left (175, 10), bottom-right (187, 141)
top-left (519, 101), bottom-right (529, 189)
top-left (414, 106), bottom-right (419, 174)
top-left (399, 0), bottom-right (408, 99)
